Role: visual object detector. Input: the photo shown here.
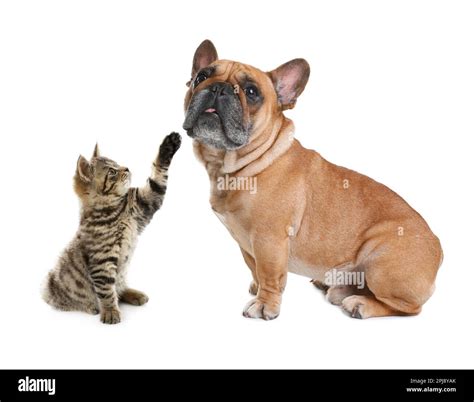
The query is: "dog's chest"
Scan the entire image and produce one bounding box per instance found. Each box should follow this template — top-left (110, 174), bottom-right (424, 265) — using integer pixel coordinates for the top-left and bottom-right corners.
top-left (212, 209), bottom-right (252, 252)
top-left (210, 191), bottom-right (253, 253)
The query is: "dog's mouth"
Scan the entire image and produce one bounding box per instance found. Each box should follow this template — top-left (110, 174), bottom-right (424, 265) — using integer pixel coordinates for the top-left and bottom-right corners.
top-left (183, 104), bottom-right (221, 134)
top-left (196, 105), bottom-right (223, 127)
top-left (183, 84), bottom-right (249, 149)
top-left (201, 107), bottom-right (221, 122)
top-left (204, 107), bottom-right (218, 115)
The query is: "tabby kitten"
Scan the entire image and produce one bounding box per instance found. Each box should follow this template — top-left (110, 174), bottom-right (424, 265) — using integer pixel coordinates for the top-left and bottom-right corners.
top-left (42, 132), bottom-right (181, 324)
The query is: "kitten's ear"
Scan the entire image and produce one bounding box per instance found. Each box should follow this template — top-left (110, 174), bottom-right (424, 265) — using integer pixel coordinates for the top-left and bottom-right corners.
top-left (92, 143), bottom-right (100, 158)
top-left (191, 39), bottom-right (218, 79)
top-left (268, 58), bottom-right (310, 110)
top-left (76, 155), bottom-right (92, 183)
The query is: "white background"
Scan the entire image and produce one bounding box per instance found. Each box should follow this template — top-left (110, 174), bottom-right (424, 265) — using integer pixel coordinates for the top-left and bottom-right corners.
top-left (0, 0), bottom-right (473, 369)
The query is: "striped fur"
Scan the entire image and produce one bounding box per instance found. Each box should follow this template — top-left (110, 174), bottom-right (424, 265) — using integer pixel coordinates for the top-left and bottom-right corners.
top-left (42, 133), bottom-right (181, 324)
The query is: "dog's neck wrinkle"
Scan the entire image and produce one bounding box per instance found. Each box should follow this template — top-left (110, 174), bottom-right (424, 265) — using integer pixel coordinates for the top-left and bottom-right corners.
top-left (223, 116), bottom-right (294, 177)
top-left (193, 142), bottom-right (225, 180)
top-left (193, 116), bottom-right (295, 180)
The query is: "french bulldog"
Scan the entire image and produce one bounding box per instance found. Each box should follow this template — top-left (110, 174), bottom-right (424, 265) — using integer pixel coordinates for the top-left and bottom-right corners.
top-left (183, 39), bottom-right (443, 320)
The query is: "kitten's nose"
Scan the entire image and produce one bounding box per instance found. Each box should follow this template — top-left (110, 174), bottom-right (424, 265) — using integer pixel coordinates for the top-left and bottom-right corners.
top-left (123, 167), bottom-right (129, 172)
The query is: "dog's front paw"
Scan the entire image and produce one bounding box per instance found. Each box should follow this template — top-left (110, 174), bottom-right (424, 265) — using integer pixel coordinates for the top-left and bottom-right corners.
top-left (243, 298), bottom-right (280, 320)
top-left (249, 280), bottom-right (259, 295)
top-left (158, 132), bottom-right (181, 167)
top-left (100, 307), bottom-right (121, 324)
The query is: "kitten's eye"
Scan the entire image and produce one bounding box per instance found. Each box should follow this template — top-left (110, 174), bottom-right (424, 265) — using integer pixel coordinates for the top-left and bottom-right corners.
top-left (194, 72), bottom-right (208, 87)
top-left (108, 168), bottom-right (117, 176)
top-left (244, 84), bottom-right (259, 100)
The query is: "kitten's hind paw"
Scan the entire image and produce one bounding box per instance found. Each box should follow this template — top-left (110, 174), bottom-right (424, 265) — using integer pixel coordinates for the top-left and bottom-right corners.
top-left (120, 288), bottom-right (149, 306)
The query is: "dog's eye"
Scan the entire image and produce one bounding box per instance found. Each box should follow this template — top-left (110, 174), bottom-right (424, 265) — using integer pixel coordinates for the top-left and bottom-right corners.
top-left (194, 72), bottom-right (208, 87)
top-left (108, 168), bottom-right (117, 176)
top-left (244, 85), bottom-right (259, 100)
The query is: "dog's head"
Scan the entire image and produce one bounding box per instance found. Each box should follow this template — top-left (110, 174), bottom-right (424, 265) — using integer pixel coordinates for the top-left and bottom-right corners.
top-left (183, 40), bottom-right (310, 150)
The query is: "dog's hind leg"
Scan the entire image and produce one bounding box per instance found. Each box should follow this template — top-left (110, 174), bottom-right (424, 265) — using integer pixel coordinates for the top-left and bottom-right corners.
top-left (342, 227), bottom-right (440, 319)
top-left (326, 285), bottom-right (369, 306)
top-left (341, 294), bottom-right (407, 319)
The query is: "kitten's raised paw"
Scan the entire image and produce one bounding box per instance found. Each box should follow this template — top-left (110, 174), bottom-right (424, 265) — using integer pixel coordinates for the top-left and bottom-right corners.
top-left (120, 289), bottom-right (149, 306)
top-left (158, 132), bottom-right (182, 166)
top-left (100, 307), bottom-right (121, 324)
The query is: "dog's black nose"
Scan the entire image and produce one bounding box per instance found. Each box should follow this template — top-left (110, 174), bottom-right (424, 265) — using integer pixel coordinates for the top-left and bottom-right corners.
top-left (211, 82), bottom-right (234, 97)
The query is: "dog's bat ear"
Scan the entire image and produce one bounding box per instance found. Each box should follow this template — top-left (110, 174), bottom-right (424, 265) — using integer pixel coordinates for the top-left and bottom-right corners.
top-left (191, 39), bottom-right (218, 78)
top-left (268, 59), bottom-right (310, 110)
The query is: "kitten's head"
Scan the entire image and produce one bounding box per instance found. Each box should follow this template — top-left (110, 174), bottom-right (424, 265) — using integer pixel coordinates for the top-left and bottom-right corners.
top-left (74, 144), bottom-right (131, 202)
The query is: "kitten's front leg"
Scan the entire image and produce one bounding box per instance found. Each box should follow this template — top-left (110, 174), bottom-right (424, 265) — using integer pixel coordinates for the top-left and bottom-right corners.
top-left (146, 132), bottom-right (181, 210)
top-left (90, 261), bottom-right (121, 324)
top-left (131, 132), bottom-right (181, 225)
